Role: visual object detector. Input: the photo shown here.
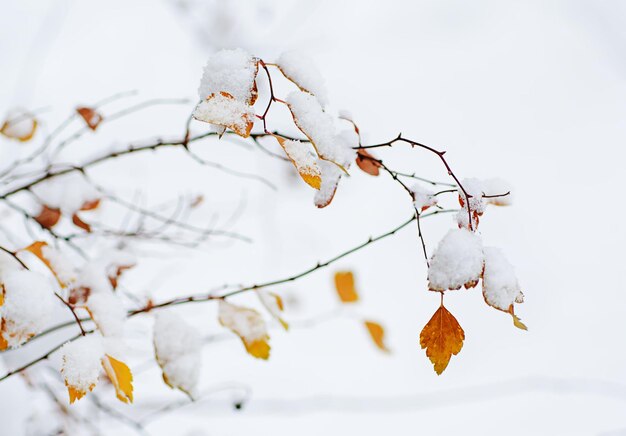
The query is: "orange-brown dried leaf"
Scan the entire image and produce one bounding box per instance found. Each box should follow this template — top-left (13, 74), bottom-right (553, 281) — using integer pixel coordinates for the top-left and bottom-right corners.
top-left (334, 271), bottom-right (359, 303)
top-left (194, 92), bottom-right (254, 138)
top-left (419, 304), bottom-right (465, 375)
top-left (364, 321), bottom-right (389, 352)
top-left (35, 205), bottom-right (61, 229)
top-left (273, 135), bottom-right (321, 189)
top-left (76, 107), bottom-right (103, 131)
top-left (102, 354), bottom-right (133, 403)
top-left (72, 213), bottom-right (91, 232)
top-left (22, 241), bottom-right (70, 288)
top-left (355, 149), bottom-right (381, 176)
top-left (108, 265), bottom-right (134, 290)
top-left (80, 199), bottom-right (101, 211)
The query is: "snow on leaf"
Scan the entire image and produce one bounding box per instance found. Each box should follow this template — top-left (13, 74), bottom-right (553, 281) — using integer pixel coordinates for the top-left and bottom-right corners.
top-left (481, 247), bottom-right (523, 312)
top-left (218, 301), bottom-right (270, 360)
top-left (34, 205), bottom-right (62, 229)
top-left (0, 110), bottom-right (38, 142)
top-left (273, 135), bottom-right (321, 190)
top-left (0, 270), bottom-right (55, 348)
top-left (419, 304), bottom-right (465, 375)
top-left (364, 321), bottom-right (389, 352)
top-left (428, 228), bottom-right (484, 292)
top-left (411, 184), bottom-right (437, 212)
top-left (198, 48), bottom-right (259, 104)
top-left (257, 290), bottom-right (288, 330)
top-left (101, 354), bottom-right (133, 404)
top-left (276, 51), bottom-right (329, 106)
top-left (22, 241), bottom-right (75, 288)
top-left (86, 292), bottom-right (126, 338)
top-left (76, 107), bottom-right (103, 131)
top-left (153, 312), bottom-right (202, 397)
top-left (334, 271), bottom-right (359, 303)
top-left (60, 335), bottom-right (103, 404)
top-left (355, 149), bottom-right (380, 176)
top-left (314, 160), bottom-right (343, 208)
top-left (193, 92), bottom-right (255, 138)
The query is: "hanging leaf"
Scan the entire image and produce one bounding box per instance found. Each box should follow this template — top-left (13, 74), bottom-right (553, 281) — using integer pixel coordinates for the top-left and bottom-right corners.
top-left (0, 110), bottom-right (38, 142)
top-left (272, 135), bottom-right (321, 190)
top-left (257, 290), bottom-right (289, 330)
top-left (419, 304), bottom-right (465, 375)
top-left (509, 306), bottom-right (528, 331)
top-left (108, 264), bottom-right (134, 290)
top-left (34, 205), bottom-right (62, 229)
top-left (76, 107), bottom-right (103, 131)
top-left (218, 301), bottom-right (271, 359)
top-left (80, 199), bottom-right (101, 211)
top-left (364, 320), bottom-right (389, 352)
top-left (334, 271), bottom-right (359, 303)
top-left (101, 354), bottom-right (134, 404)
top-left (22, 241), bottom-right (73, 288)
top-left (355, 149), bottom-right (380, 176)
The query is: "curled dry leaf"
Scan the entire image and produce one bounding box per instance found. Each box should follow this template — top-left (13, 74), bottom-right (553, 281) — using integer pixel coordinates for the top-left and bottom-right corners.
top-left (80, 199), bottom-right (101, 211)
top-left (0, 110), bottom-right (38, 142)
top-left (273, 135), bottom-right (321, 189)
top-left (108, 264), bottom-right (134, 290)
top-left (334, 271), bottom-right (359, 303)
top-left (419, 304), bottom-right (465, 375)
top-left (72, 213), bottom-right (91, 232)
top-left (355, 149), bottom-right (381, 176)
top-left (218, 301), bottom-right (270, 359)
top-left (35, 205), bottom-right (62, 229)
top-left (364, 321), bottom-right (389, 352)
top-left (102, 354), bottom-right (134, 404)
top-left (76, 107), bottom-right (103, 131)
top-left (193, 92), bottom-right (254, 138)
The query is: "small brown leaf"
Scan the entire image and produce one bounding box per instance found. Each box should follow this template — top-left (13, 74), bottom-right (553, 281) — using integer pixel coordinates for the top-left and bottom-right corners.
top-left (72, 213), bottom-right (91, 232)
top-left (35, 205), bottom-right (61, 229)
top-left (355, 149), bottom-right (380, 176)
top-left (334, 271), bottom-right (359, 303)
top-left (108, 264), bottom-right (134, 290)
top-left (76, 107), bottom-right (103, 131)
top-left (80, 199), bottom-right (101, 211)
top-left (364, 321), bottom-right (389, 352)
top-left (419, 304), bottom-right (465, 375)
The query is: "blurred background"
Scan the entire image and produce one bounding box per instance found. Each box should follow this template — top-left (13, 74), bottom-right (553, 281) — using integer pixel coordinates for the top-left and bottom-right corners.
top-left (1, 0), bottom-right (625, 435)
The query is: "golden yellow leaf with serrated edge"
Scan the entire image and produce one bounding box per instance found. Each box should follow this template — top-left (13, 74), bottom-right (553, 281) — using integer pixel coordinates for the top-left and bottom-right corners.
top-left (66, 383), bottom-right (95, 404)
top-left (419, 304), bottom-right (465, 375)
top-left (364, 321), bottom-right (389, 352)
top-left (218, 301), bottom-right (271, 360)
top-left (102, 354), bottom-right (133, 403)
top-left (272, 135), bottom-right (321, 190)
top-left (22, 241), bottom-right (70, 288)
top-left (334, 271), bottom-right (359, 303)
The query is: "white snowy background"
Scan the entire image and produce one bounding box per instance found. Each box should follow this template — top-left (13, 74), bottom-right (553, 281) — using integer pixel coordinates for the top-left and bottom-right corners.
top-left (1, 0), bottom-right (625, 435)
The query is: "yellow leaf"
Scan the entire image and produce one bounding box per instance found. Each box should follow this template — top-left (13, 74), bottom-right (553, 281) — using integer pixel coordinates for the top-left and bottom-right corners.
top-left (272, 135), bottom-right (321, 190)
top-left (218, 301), bottom-right (271, 360)
top-left (334, 271), bottom-right (359, 303)
top-left (419, 304), bottom-right (465, 375)
top-left (509, 307), bottom-right (528, 331)
top-left (66, 384), bottom-right (94, 404)
top-left (21, 241), bottom-right (70, 288)
top-left (102, 354), bottom-right (134, 403)
top-left (364, 321), bottom-right (389, 352)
